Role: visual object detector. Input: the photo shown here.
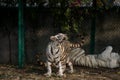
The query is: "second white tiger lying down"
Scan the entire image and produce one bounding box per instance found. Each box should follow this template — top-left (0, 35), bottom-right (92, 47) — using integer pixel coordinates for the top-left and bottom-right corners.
top-left (70, 46), bottom-right (120, 68)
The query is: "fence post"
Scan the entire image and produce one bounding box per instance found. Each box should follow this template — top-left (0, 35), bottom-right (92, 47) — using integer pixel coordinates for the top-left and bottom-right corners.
top-left (18, 0), bottom-right (24, 68)
top-left (90, 0), bottom-right (96, 54)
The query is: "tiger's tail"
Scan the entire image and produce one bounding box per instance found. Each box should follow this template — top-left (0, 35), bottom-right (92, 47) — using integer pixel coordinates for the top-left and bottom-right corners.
top-left (70, 35), bottom-right (85, 48)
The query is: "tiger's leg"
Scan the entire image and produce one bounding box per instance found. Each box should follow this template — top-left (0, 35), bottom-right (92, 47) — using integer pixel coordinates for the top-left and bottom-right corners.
top-left (67, 58), bottom-right (74, 73)
top-left (57, 61), bottom-right (66, 77)
top-left (44, 61), bottom-right (52, 77)
top-left (68, 61), bottom-right (74, 73)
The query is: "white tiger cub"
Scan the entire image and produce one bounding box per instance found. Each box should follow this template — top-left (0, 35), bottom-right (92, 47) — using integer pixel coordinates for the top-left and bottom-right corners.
top-left (44, 33), bottom-right (74, 77)
top-left (44, 33), bottom-right (85, 77)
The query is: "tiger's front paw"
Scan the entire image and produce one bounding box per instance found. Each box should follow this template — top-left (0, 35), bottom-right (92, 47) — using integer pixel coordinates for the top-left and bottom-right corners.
top-left (44, 72), bottom-right (51, 77)
top-left (57, 73), bottom-right (66, 77)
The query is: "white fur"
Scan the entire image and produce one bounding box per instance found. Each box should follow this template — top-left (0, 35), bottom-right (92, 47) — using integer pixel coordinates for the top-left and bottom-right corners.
top-left (70, 46), bottom-right (120, 68)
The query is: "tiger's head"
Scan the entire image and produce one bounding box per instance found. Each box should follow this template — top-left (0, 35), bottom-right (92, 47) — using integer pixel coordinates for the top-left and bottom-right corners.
top-left (50, 33), bottom-right (68, 42)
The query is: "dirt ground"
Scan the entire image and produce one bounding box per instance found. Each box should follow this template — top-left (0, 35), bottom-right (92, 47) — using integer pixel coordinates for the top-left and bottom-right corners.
top-left (0, 64), bottom-right (120, 80)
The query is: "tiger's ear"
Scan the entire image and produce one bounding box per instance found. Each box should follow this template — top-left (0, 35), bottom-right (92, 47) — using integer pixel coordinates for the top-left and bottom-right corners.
top-left (63, 34), bottom-right (68, 40)
top-left (50, 36), bottom-right (56, 41)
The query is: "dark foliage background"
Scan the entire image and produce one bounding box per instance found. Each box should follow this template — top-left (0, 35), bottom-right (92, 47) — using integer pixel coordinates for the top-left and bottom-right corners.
top-left (0, 0), bottom-right (120, 64)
